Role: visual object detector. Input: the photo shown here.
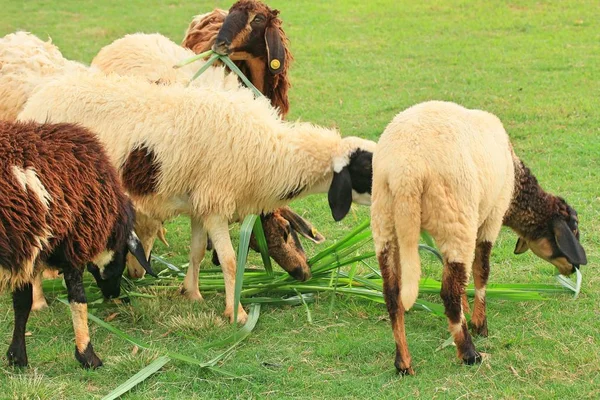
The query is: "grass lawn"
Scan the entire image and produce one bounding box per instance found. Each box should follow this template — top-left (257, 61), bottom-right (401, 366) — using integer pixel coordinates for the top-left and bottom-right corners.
top-left (1, 0), bottom-right (599, 398)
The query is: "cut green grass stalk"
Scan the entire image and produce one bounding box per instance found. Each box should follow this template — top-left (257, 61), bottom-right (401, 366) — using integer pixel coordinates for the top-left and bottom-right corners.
top-left (173, 49), bottom-right (214, 68)
top-left (101, 356), bottom-right (170, 400)
top-left (57, 298), bottom-right (261, 380)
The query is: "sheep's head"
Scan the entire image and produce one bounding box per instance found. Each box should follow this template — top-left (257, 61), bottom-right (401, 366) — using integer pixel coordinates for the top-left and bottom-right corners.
top-left (249, 208), bottom-right (325, 282)
top-left (212, 0), bottom-right (287, 76)
top-left (328, 138), bottom-right (376, 221)
top-left (87, 202), bottom-right (156, 298)
top-left (514, 200), bottom-right (587, 275)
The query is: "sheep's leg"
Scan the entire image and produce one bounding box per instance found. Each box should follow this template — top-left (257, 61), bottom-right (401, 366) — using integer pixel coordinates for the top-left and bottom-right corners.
top-left (469, 241), bottom-right (492, 337)
top-left (181, 218), bottom-right (206, 301)
top-left (371, 183), bottom-right (413, 375)
top-left (205, 215), bottom-right (247, 324)
top-left (63, 266), bottom-right (102, 369)
top-left (441, 261), bottom-right (481, 365)
top-left (31, 272), bottom-right (48, 311)
top-left (7, 283), bottom-right (33, 367)
top-left (379, 242), bottom-right (414, 375)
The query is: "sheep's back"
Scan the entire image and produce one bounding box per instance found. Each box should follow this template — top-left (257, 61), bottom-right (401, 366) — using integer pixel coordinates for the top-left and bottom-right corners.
top-left (0, 121), bottom-right (128, 288)
top-left (375, 101), bottom-right (514, 222)
top-left (0, 31), bottom-right (87, 120)
top-left (91, 33), bottom-right (238, 90)
top-left (18, 71), bottom-right (290, 219)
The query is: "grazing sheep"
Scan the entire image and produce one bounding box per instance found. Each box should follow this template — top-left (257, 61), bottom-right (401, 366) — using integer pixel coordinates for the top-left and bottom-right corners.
top-left (91, 32), bottom-right (324, 282)
top-left (18, 71), bottom-right (375, 323)
top-left (183, 0), bottom-right (293, 117)
top-left (0, 121), bottom-right (154, 369)
top-left (0, 31), bottom-right (88, 121)
top-left (371, 101), bottom-right (587, 375)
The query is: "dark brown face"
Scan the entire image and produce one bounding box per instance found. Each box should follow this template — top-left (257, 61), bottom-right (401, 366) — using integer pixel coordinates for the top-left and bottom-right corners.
top-left (251, 212), bottom-right (312, 282)
top-left (213, 10), bottom-right (268, 59)
top-left (514, 205), bottom-right (587, 276)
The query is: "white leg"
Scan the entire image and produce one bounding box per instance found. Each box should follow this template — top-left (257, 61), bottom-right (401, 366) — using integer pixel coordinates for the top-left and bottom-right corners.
top-left (204, 215), bottom-right (247, 324)
top-left (31, 273), bottom-right (48, 311)
top-left (182, 218), bottom-right (206, 301)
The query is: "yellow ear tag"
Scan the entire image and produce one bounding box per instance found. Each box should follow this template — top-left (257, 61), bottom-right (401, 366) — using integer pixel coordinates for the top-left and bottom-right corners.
top-left (270, 59), bottom-right (281, 69)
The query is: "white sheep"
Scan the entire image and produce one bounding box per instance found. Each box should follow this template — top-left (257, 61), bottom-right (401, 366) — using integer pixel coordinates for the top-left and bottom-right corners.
top-left (91, 31), bottom-right (325, 284)
top-left (0, 31), bottom-right (88, 121)
top-left (91, 32), bottom-right (238, 89)
top-left (18, 71), bottom-right (375, 323)
top-left (371, 100), bottom-right (587, 374)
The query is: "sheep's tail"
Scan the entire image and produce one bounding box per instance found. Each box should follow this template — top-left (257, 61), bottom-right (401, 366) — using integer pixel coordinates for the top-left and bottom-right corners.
top-left (393, 190), bottom-right (423, 311)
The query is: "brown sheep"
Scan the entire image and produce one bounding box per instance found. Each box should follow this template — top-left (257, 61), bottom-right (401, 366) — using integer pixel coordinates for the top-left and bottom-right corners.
top-left (182, 0), bottom-right (293, 117)
top-left (0, 121), bottom-right (154, 369)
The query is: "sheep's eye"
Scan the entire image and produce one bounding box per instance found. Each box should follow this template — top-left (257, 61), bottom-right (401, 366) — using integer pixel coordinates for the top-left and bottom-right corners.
top-left (252, 15), bottom-right (265, 24)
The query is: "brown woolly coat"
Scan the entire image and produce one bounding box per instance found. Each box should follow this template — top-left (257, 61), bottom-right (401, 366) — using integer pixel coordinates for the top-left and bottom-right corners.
top-left (182, 1), bottom-right (293, 117)
top-left (0, 121), bottom-right (132, 290)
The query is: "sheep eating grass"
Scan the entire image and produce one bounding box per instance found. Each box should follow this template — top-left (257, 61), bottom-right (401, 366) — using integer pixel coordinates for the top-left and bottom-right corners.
top-left (91, 32), bottom-right (323, 282)
top-left (18, 71), bottom-right (375, 324)
top-left (371, 101), bottom-right (587, 375)
top-left (0, 121), bottom-right (155, 369)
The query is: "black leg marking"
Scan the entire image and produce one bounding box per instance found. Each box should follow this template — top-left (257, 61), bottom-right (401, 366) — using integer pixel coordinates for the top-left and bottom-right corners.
top-left (7, 283), bottom-right (33, 368)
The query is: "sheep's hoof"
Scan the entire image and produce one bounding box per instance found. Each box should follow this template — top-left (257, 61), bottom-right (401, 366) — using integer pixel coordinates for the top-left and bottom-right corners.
top-left (224, 307), bottom-right (248, 325)
top-left (396, 366), bottom-right (415, 376)
top-left (179, 286), bottom-right (204, 302)
top-left (75, 344), bottom-right (103, 369)
top-left (7, 345), bottom-right (28, 368)
top-left (461, 349), bottom-right (482, 365)
top-left (469, 320), bottom-right (488, 337)
top-left (31, 298), bottom-right (49, 312)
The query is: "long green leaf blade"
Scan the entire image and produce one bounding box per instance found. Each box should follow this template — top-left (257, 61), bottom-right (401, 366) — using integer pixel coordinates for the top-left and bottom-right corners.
top-left (101, 356), bottom-right (170, 400)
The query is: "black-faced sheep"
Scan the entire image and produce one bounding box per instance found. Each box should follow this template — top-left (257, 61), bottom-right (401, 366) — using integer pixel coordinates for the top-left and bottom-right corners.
top-left (18, 72), bottom-right (375, 324)
top-left (371, 101), bottom-right (587, 375)
top-left (0, 121), bottom-right (154, 369)
top-left (91, 32), bottom-right (323, 282)
top-left (182, 0), bottom-right (293, 117)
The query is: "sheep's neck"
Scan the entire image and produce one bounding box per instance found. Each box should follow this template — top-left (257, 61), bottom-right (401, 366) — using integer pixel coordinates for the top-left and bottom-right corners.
top-left (245, 57), bottom-right (266, 94)
top-left (502, 159), bottom-right (559, 240)
top-left (272, 128), bottom-right (340, 201)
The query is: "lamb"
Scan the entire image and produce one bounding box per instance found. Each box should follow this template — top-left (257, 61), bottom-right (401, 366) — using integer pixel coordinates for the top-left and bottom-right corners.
top-left (91, 32), bottom-right (324, 282)
top-left (182, 0), bottom-right (293, 117)
top-left (371, 101), bottom-right (587, 375)
top-left (0, 31), bottom-right (88, 121)
top-left (0, 121), bottom-right (155, 369)
top-left (18, 71), bottom-right (375, 324)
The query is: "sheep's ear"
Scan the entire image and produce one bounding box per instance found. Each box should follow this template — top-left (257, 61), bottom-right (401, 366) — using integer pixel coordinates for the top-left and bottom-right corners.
top-left (265, 25), bottom-right (285, 75)
top-left (553, 219), bottom-right (588, 265)
top-left (514, 237), bottom-right (529, 254)
top-left (278, 207), bottom-right (326, 244)
top-left (328, 167), bottom-right (353, 222)
top-left (127, 231), bottom-right (158, 277)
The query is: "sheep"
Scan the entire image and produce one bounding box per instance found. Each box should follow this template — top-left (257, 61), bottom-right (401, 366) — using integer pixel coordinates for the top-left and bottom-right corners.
top-left (182, 0), bottom-right (293, 117)
top-left (18, 71), bottom-right (375, 323)
top-left (0, 31), bottom-right (88, 121)
top-left (91, 33), bottom-right (238, 89)
top-left (0, 120), bottom-right (155, 369)
top-left (371, 100), bottom-right (587, 375)
top-left (91, 32), bottom-right (324, 282)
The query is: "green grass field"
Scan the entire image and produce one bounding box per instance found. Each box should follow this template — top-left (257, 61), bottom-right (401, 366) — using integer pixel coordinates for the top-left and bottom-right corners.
top-left (1, 0), bottom-right (599, 398)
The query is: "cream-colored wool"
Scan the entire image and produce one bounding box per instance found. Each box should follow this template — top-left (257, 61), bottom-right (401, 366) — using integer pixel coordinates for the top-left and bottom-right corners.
top-left (371, 101), bottom-right (514, 310)
top-left (91, 33), bottom-right (238, 90)
top-left (0, 31), bottom-right (88, 121)
top-left (19, 71), bottom-right (375, 322)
